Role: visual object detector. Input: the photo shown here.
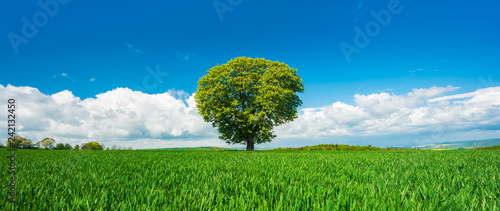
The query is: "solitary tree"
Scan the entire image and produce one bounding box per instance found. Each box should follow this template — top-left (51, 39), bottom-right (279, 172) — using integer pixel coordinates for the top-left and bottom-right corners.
top-left (195, 57), bottom-right (304, 150)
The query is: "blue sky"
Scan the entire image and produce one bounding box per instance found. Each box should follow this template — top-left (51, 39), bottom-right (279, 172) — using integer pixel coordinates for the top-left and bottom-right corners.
top-left (1, 0), bottom-right (500, 149)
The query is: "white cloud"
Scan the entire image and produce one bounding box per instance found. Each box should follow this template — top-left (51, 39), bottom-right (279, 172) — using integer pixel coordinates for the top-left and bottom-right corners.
top-left (274, 85), bottom-right (500, 145)
top-left (0, 85), bottom-right (217, 149)
top-left (1, 84), bottom-right (499, 149)
top-left (409, 85), bottom-right (458, 98)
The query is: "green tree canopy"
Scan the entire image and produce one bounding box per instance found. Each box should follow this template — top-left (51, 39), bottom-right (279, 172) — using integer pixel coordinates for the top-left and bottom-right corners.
top-left (55, 143), bottom-right (65, 150)
top-left (91, 142), bottom-right (102, 150)
top-left (81, 142), bottom-right (103, 150)
top-left (21, 139), bottom-right (33, 148)
top-left (6, 136), bottom-right (32, 148)
top-left (41, 138), bottom-right (56, 149)
top-left (194, 57), bottom-right (304, 150)
top-left (6, 136), bottom-right (21, 148)
top-left (64, 143), bottom-right (72, 150)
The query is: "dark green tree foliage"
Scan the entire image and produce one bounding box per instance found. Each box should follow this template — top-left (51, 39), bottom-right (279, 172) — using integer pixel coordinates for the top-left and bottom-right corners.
top-left (55, 143), bottom-right (65, 150)
top-left (64, 143), bottom-right (72, 150)
top-left (195, 57), bottom-right (304, 150)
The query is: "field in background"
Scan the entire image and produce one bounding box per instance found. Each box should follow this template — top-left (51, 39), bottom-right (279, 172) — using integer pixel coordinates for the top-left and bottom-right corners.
top-left (1, 149), bottom-right (499, 210)
top-left (143, 146), bottom-right (237, 151)
top-left (393, 139), bottom-right (500, 150)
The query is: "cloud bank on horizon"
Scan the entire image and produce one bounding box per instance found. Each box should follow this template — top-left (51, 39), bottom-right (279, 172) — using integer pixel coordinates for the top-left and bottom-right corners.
top-left (1, 84), bottom-right (499, 149)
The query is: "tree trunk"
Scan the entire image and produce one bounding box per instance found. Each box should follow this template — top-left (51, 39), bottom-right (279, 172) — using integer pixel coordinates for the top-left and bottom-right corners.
top-left (246, 141), bottom-right (254, 151)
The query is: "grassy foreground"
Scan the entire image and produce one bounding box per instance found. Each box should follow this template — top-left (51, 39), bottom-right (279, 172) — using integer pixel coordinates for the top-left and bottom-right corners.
top-left (1, 149), bottom-right (499, 210)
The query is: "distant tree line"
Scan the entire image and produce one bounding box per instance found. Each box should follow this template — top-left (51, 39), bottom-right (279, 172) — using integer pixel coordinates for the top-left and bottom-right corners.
top-left (2, 136), bottom-right (133, 151)
top-left (110, 145), bottom-right (134, 150)
top-left (270, 144), bottom-right (421, 151)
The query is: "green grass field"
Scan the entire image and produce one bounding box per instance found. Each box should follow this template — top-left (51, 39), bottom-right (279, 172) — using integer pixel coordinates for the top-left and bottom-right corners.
top-left (1, 149), bottom-right (499, 210)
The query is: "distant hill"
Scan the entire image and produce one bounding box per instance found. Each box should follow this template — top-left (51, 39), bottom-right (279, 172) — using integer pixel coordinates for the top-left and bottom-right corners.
top-left (142, 146), bottom-right (237, 151)
top-left (137, 139), bottom-right (500, 151)
top-left (270, 144), bottom-right (418, 151)
top-left (396, 139), bottom-right (500, 150)
top-left (475, 145), bottom-right (500, 150)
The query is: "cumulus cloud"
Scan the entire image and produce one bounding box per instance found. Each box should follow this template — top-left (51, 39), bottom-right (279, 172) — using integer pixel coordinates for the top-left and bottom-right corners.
top-left (1, 84), bottom-right (499, 149)
top-left (274, 85), bottom-right (500, 146)
top-left (0, 85), bottom-right (216, 149)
